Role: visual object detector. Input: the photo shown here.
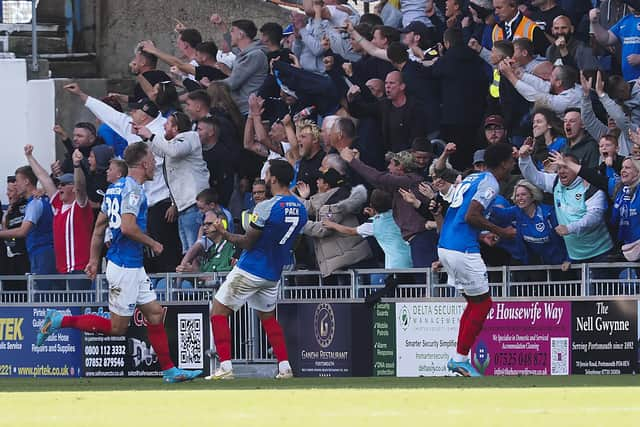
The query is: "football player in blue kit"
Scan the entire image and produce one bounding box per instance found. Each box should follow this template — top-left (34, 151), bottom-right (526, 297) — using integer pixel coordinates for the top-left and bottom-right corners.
top-left (435, 143), bottom-right (517, 377)
top-left (206, 159), bottom-right (307, 380)
top-left (37, 142), bottom-right (201, 383)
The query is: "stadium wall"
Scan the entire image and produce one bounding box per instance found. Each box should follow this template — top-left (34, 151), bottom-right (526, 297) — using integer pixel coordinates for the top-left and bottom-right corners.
top-left (0, 59), bottom-right (55, 203)
top-left (96, 0), bottom-right (291, 78)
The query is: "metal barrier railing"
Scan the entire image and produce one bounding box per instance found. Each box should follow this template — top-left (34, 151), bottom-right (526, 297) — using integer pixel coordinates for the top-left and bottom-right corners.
top-left (2, 262), bottom-right (639, 304)
top-left (1, 263), bottom-right (638, 365)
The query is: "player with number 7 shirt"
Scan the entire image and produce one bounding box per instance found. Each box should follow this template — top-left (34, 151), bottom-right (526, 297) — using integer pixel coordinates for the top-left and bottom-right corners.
top-left (206, 159), bottom-right (307, 380)
top-left (35, 142), bottom-right (201, 383)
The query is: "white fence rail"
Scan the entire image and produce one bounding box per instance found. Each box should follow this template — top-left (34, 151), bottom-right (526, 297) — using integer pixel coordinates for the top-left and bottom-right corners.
top-left (1, 262), bottom-right (639, 304)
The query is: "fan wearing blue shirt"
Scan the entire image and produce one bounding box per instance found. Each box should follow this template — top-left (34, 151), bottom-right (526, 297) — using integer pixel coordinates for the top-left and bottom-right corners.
top-left (590, 7), bottom-right (640, 81)
top-left (490, 180), bottom-right (569, 266)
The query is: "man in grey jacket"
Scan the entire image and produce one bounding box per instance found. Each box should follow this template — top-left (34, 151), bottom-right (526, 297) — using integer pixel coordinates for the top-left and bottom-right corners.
top-left (292, 3), bottom-right (331, 74)
top-left (133, 112), bottom-right (210, 253)
top-left (222, 20), bottom-right (268, 115)
top-left (500, 62), bottom-right (582, 117)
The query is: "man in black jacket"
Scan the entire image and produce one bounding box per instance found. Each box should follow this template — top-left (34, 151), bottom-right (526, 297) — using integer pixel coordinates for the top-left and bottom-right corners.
top-left (419, 28), bottom-right (491, 170)
top-left (347, 70), bottom-right (427, 153)
top-left (387, 42), bottom-right (441, 138)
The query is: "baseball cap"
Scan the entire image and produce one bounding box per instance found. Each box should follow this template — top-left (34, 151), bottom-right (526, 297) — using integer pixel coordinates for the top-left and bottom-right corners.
top-left (385, 150), bottom-right (418, 171)
top-left (128, 98), bottom-right (160, 118)
top-left (320, 168), bottom-right (346, 188)
top-left (484, 115), bottom-right (504, 128)
top-left (400, 21), bottom-right (429, 37)
top-left (283, 23), bottom-right (294, 36)
top-left (473, 149), bottom-right (486, 165)
top-left (279, 83), bottom-right (298, 99)
top-left (57, 173), bottom-right (75, 185)
top-left (411, 137), bottom-right (432, 153)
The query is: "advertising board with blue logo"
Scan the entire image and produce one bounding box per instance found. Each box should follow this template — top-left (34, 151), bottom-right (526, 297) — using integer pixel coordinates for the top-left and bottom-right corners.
top-left (472, 301), bottom-right (572, 376)
top-left (279, 302), bottom-right (372, 377)
top-left (0, 307), bottom-right (83, 377)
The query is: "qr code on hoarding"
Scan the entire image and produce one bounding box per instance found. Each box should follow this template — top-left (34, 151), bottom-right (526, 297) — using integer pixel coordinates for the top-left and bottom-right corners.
top-left (177, 313), bottom-right (203, 369)
top-left (550, 337), bottom-right (569, 375)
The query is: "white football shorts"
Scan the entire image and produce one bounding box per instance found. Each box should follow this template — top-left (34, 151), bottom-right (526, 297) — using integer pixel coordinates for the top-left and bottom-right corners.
top-left (214, 266), bottom-right (278, 312)
top-left (106, 261), bottom-right (156, 316)
top-left (437, 247), bottom-right (490, 296)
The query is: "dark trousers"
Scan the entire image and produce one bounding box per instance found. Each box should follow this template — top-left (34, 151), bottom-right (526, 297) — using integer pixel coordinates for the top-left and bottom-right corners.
top-left (440, 124), bottom-right (480, 172)
top-left (409, 230), bottom-right (438, 268)
top-left (144, 199), bottom-right (181, 274)
top-left (2, 253), bottom-right (30, 291)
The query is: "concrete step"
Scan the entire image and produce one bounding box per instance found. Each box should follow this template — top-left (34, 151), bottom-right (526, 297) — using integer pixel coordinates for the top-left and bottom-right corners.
top-left (9, 35), bottom-right (67, 55)
top-left (0, 23), bottom-right (60, 34)
top-left (48, 60), bottom-right (98, 78)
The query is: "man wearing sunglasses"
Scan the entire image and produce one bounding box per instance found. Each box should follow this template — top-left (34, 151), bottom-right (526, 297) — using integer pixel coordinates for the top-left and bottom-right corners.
top-left (22, 145), bottom-right (93, 287)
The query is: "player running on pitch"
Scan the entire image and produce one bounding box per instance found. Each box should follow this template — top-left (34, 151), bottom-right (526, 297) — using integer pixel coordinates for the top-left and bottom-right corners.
top-left (36, 142), bottom-right (201, 383)
top-left (206, 159), bottom-right (307, 380)
top-left (435, 143), bottom-right (516, 377)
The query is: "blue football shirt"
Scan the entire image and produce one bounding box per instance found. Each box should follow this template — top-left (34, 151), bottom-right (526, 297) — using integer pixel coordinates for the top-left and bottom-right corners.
top-left (101, 176), bottom-right (148, 268)
top-left (439, 172), bottom-right (500, 253)
top-left (237, 194), bottom-right (307, 281)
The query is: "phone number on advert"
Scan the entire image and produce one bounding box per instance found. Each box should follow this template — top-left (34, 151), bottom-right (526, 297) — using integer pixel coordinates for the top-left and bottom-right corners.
top-left (85, 357), bottom-right (125, 368)
top-left (494, 351), bottom-right (547, 367)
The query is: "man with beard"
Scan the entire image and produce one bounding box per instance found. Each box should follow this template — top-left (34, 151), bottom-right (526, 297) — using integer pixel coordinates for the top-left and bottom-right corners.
top-left (287, 119), bottom-right (325, 196)
top-left (545, 15), bottom-right (598, 70)
top-left (53, 122), bottom-right (100, 174)
top-left (133, 111), bottom-right (210, 253)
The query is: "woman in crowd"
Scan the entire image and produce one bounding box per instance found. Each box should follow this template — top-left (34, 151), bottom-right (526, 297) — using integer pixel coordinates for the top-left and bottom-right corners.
top-left (296, 168), bottom-right (372, 278)
top-left (531, 107), bottom-right (566, 171)
top-left (207, 81), bottom-right (244, 142)
top-left (490, 180), bottom-right (569, 267)
top-left (611, 157), bottom-right (640, 260)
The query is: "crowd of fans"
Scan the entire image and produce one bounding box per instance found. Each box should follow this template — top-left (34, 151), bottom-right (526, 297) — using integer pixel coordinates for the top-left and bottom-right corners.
top-left (2, 0), bottom-right (640, 290)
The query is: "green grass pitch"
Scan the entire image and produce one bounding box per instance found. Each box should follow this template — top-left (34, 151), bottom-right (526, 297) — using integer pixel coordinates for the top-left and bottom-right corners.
top-left (0, 376), bottom-right (638, 426)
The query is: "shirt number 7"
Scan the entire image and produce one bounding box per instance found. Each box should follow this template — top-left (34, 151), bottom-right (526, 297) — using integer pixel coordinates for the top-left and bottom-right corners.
top-left (279, 216), bottom-right (300, 245)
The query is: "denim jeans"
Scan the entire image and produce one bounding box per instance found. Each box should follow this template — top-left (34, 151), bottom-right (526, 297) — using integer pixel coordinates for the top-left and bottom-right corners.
top-left (178, 204), bottom-right (202, 254)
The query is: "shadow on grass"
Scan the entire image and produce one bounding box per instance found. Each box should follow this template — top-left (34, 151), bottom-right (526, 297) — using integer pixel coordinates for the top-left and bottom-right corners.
top-left (0, 375), bottom-right (638, 392)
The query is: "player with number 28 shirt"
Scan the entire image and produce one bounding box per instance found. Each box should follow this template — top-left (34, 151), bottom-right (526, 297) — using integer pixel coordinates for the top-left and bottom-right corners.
top-left (36, 142), bottom-right (201, 383)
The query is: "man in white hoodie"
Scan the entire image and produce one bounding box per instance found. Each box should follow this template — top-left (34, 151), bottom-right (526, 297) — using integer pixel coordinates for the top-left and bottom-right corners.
top-left (133, 112), bottom-right (210, 252)
top-left (64, 83), bottom-right (182, 272)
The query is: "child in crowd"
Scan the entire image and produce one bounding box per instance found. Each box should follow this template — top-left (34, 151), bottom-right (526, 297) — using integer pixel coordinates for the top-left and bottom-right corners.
top-left (322, 189), bottom-right (412, 269)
